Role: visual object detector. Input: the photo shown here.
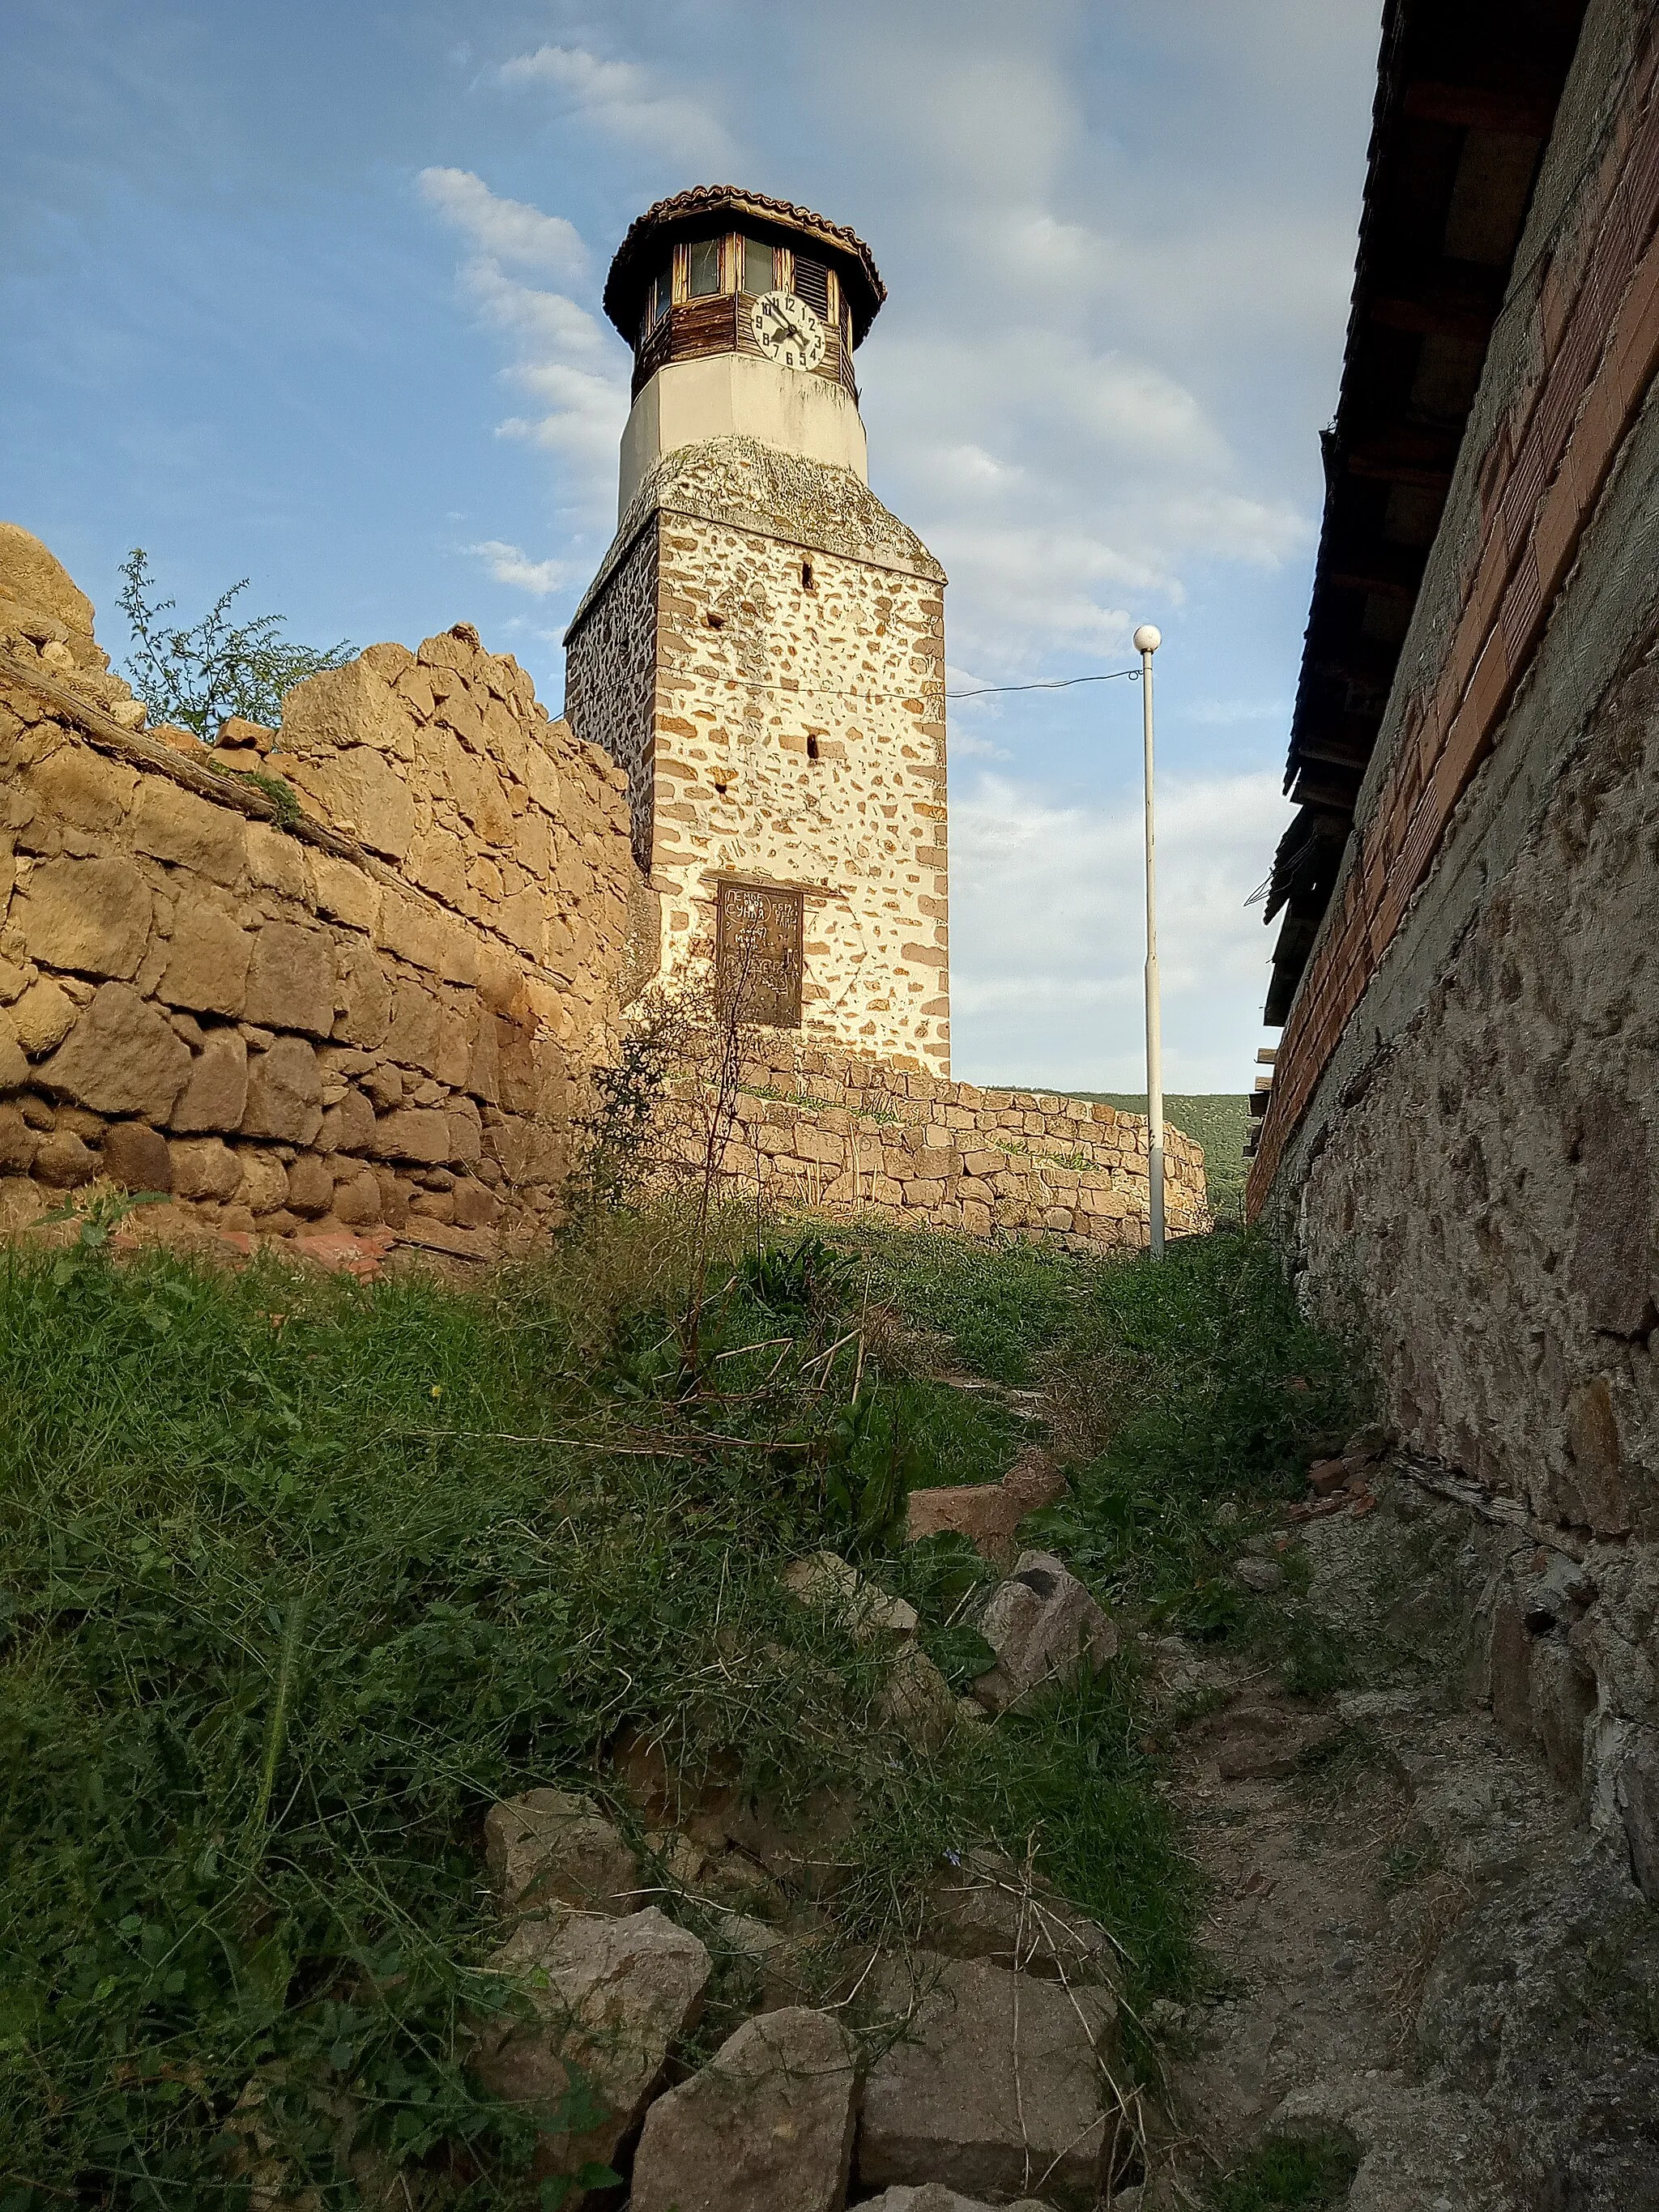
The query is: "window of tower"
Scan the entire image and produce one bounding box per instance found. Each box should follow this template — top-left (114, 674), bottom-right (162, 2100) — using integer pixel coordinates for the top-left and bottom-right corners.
top-left (687, 237), bottom-right (723, 297)
top-left (791, 254), bottom-right (830, 319)
top-left (741, 236), bottom-right (776, 295)
top-left (645, 266), bottom-right (672, 331)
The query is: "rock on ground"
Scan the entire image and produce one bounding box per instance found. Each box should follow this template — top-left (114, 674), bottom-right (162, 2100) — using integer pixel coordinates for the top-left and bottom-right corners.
top-left (483, 1788), bottom-right (640, 1916)
top-left (971, 1551), bottom-right (1118, 1713)
top-left (879, 1640), bottom-right (958, 1751)
top-left (924, 1849), bottom-right (1120, 1986)
top-left (781, 1549), bottom-right (919, 1640)
top-left (629, 2005), bottom-right (857, 2212)
top-left (859, 1954), bottom-right (1118, 2211)
top-left (470, 1907), bottom-right (710, 2197)
top-left (859, 2189), bottom-right (1057, 2211)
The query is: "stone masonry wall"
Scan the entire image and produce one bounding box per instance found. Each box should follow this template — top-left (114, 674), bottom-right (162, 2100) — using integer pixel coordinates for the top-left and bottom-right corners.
top-left (1256, 1), bottom-right (1659, 1899)
top-left (703, 1039), bottom-right (1209, 1252)
top-left (0, 531), bottom-right (636, 1261)
top-left (566, 437), bottom-right (952, 1077)
top-left (562, 522), bottom-right (659, 874)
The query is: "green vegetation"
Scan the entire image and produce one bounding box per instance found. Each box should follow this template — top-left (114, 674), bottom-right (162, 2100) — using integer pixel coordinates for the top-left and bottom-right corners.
top-left (1208, 2129), bottom-right (1362, 2210)
top-left (0, 1202), bottom-right (1362, 2205)
top-left (117, 548), bottom-right (353, 739)
top-left (1079, 1093), bottom-right (1252, 1220)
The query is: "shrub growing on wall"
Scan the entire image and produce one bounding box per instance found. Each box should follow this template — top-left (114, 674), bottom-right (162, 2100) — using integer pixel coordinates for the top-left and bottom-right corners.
top-left (117, 548), bottom-right (352, 739)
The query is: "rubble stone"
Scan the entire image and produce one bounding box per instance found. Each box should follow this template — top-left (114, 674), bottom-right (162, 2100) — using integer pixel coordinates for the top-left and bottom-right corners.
top-left (629, 2006), bottom-right (856, 2212)
top-left (483, 1788), bottom-right (641, 1917)
top-left (971, 1552), bottom-right (1119, 1713)
top-left (859, 1954), bottom-right (1116, 2210)
top-left (471, 1907), bottom-right (710, 2197)
top-left (924, 1850), bottom-right (1119, 1986)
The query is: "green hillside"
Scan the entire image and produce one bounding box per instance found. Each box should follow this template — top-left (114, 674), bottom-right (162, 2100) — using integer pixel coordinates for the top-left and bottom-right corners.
top-left (1066, 1092), bottom-right (1252, 1221)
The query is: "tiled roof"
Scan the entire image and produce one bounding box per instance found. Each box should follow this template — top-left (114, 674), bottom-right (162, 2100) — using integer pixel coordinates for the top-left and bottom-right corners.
top-left (603, 185), bottom-right (886, 343)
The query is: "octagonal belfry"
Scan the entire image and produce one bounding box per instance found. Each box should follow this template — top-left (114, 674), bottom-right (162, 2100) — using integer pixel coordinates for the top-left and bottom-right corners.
top-left (563, 186), bottom-right (950, 1076)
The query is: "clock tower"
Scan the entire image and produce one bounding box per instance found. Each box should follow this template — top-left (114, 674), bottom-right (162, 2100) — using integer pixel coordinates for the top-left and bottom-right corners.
top-left (563, 186), bottom-right (950, 1076)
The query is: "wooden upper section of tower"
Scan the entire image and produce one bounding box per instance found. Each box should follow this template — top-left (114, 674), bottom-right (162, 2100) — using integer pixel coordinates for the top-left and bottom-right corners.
top-left (603, 186), bottom-right (886, 403)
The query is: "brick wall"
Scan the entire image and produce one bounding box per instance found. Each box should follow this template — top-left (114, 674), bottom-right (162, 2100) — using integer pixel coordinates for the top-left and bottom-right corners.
top-left (0, 534), bottom-right (637, 1261)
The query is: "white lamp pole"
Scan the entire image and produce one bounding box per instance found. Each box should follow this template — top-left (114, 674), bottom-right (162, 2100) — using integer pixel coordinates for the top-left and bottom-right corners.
top-left (1133, 623), bottom-right (1165, 1258)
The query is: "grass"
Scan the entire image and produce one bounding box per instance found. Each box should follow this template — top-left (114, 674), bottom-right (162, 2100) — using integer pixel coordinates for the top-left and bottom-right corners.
top-left (1209, 2129), bottom-right (1362, 2209)
top-left (0, 1200), bottom-right (1363, 2206)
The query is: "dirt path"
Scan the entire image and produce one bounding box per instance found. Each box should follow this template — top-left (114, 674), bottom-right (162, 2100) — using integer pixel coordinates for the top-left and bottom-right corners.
top-left (1129, 1473), bottom-right (1659, 2212)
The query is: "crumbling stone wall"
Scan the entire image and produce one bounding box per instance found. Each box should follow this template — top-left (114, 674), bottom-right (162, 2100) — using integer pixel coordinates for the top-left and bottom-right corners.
top-left (0, 531), bottom-right (637, 1259)
top-left (565, 437), bottom-right (952, 1076)
top-left (705, 1040), bottom-right (1208, 1251)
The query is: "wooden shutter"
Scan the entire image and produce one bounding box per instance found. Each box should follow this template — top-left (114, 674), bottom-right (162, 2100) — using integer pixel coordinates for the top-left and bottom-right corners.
top-left (715, 881), bottom-right (804, 1028)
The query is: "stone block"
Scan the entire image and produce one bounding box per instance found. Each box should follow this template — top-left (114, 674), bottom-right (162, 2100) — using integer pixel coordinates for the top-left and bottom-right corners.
top-left (309, 849), bottom-right (382, 934)
top-left (16, 855), bottom-right (151, 978)
top-left (41, 982), bottom-right (190, 1119)
top-left (130, 778), bottom-right (246, 885)
top-left (285, 1153), bottom-right (334, 1217)
top-left (375, 1107), bottom-right (451, 1164)
top-left (280, 661), bottom-right (417, 761)
top-left (27, 745), bottom-right (136, 830)
top-left (1529, 1638), bottom-right (1597, 1796)
top-left (385, 981), bottom-right (440, 1073)
top-left (317, 1088), bottom-right (375, 1155)
top-left (471, 1908), bottom-right (710, 2197)
top-left (0, 1011), bottom-right (28, 1089)
top-left (243, 823), bottom-right (308, 900)
top-left (171, 1029), bottom-right (249, 1133)
top-left (333, 940), bottom-right (392, 1051)
top-left (240, 1036), bottom-right (322, 1144)
top-left (236, 1151), bottom-right (289, 1214)
top-left (629, 2007), bottom-right (856, 2212)
top-left (333, 1167), bottom-right (382, 1225)
top-left (243, 923), bottom-right (336, 1038)
top-left (10, 977), bottom-right (76, 1056)
top-left (375, 893), bottom-right (447, 974)
top-left (924, 1849), bottom-right (1118, 1986)
top-left (32, 1129), bottom-right (96, 1187)
top-left (484, 1789), bottom-right (642, 1918)
top-left (0, 1106), bottom-right (39, 1171)
top-left (100, 1120), bottom-right (173, 1193)
top-left (156, 896), bottom-right (251, 1017)
top-left (171, 1137), bottom-right (241, 1200)
top-left (448, 1097), bottom-right (483, 1166)
top-left (285, 745), bottom-right (415, 860)
top-left (859, 1955), bottom-right (1115, 2210)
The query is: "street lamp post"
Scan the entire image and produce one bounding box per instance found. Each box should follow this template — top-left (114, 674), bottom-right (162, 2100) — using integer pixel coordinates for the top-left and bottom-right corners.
top-left (1133, 623), bottom-right (1165, 1258)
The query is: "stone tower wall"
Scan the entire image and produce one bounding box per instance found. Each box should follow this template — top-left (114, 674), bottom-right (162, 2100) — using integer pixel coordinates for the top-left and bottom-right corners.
top-left (565, 436), bottom-right (951, 1076)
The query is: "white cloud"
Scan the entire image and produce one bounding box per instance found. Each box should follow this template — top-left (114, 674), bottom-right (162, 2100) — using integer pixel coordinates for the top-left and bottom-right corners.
top-left (415, 168), bottom-right (630, 526)
top-left (416, 167), bottom-right (586, 279)
top-left (468, 540), bottom-right (571, 595)
top-left (493, 43), bottom-right (732, 165)
top-left (949, 767), bottom-right (1286, 1089)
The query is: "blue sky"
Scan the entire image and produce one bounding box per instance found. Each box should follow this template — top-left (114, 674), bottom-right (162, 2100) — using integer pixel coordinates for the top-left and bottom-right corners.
top-left (3, 0), bottom-right (1381, 1092)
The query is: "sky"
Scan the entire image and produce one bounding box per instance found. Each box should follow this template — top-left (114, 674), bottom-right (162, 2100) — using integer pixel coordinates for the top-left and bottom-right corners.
top-left (2, 0), bottom-right (1383, 1093)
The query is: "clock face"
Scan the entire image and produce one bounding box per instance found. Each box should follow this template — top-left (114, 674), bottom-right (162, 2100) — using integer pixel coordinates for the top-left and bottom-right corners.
top-left (750, 288), bottom-right (826, 371)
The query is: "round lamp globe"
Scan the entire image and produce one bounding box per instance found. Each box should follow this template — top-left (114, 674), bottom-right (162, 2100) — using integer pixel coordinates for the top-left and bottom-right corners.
top-left (1133, 624), bottom-right (1162, 654)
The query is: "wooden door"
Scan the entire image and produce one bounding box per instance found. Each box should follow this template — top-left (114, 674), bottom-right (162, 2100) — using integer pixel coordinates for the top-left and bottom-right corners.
top-left (715, 881), bottom-right (804, 1028)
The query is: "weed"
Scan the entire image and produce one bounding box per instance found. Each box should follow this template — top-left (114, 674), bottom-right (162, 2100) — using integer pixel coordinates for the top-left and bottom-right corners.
top-left (1209, 2128), bottom-right (1361, 2209)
